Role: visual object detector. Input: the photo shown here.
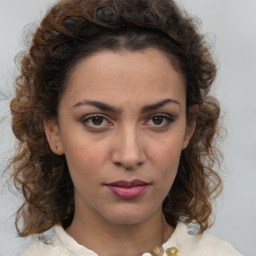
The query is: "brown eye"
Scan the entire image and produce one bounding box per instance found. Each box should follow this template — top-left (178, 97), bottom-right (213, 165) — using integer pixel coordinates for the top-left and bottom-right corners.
top-left (91, 116), bottom-right (104, 125)
top-left (152, 116), bottom-right (164, 125)
top-left (146, 114), bottom-right (174, 129)
top-left (82, 114), bottom-right (113, 131)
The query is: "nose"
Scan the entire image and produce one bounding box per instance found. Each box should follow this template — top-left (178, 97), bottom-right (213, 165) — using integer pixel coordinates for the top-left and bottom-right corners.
top-left (111, 126), bottom-right (146, 170)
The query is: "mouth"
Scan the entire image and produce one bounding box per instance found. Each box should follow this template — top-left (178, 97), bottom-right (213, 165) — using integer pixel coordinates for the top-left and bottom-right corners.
top-left (105, 179), bottom-right (149, 199)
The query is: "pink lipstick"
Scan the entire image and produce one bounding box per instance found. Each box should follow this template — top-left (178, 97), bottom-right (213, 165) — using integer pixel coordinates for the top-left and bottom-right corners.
top-left (105, 179), bottom-right (148, 199)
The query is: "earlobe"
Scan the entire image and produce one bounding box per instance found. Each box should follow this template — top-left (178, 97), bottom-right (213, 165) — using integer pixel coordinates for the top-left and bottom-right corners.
top-left (183, 104), bottom-right (199, 149)
top-left (43, 119), bottom-right (64, 155)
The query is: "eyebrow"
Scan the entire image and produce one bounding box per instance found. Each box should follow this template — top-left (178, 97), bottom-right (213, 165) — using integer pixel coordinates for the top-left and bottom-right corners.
top-left (73, 99), bottom-right (120, 113)
top-left (140, 99), bottom-right (180, 113)
top-left (72, 98), bottom-right (180, 113)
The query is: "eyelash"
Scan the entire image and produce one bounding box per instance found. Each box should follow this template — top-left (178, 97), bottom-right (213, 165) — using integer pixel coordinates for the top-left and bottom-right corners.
top-left (82, 114), bottom-right (112, 129)
top-left (81, 113), bottom-right (175, 130)
top-left (145, 114), bottom-right (175, 128)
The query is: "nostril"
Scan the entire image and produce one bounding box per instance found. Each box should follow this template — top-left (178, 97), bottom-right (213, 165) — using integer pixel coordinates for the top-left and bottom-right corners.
top-left (113, 160), bottom-right (144, 170)
top-left (114, 162), bottom-right (122, 167)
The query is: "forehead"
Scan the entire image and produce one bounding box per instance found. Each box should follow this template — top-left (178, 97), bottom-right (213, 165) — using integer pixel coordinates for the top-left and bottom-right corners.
top-left (62, 48), bottom-right (186, 108)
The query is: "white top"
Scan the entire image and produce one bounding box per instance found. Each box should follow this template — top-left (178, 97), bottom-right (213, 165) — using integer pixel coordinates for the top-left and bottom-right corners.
top-left (21, 222), bottom-right (242, 256)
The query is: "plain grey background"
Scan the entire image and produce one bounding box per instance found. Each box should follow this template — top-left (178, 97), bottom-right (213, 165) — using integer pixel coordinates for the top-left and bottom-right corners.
top-left (0, 0), bottom-right (255, 255)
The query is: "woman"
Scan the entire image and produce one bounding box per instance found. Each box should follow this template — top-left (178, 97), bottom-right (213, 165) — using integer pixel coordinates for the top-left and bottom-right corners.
top-left (10, 0), bottom-right (242, 255)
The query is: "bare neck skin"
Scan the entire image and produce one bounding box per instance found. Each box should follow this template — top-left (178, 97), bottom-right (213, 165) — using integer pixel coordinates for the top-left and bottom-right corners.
top-left (66, 203), bottom-right (174, 256)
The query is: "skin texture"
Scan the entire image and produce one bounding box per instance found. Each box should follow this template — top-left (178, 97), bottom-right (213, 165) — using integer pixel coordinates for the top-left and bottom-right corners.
top-left (44, 48), bottom-right (196, 256)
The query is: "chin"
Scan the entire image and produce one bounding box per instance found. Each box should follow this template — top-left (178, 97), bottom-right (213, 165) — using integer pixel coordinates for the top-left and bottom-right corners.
top-left (102, 206), bottom-right (159, 226)
top-left (110, 215), bottom-right (143, 225)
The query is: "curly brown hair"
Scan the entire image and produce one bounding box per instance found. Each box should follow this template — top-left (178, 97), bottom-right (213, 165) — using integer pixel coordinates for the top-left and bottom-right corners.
top-left (10, 0), bottom-right (222, 237)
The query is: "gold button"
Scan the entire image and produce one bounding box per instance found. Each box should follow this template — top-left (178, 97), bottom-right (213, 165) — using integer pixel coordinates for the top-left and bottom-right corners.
top-left (166, 247), bottom-right (178, 256)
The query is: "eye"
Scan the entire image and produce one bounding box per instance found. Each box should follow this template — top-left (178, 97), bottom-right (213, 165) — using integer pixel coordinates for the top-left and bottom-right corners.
top-left (146, 114), bottom-right (174, 128)
top-left (82, 114), bottom-right (112, 130)
top-left (90, 116), bottom-right (104, 126)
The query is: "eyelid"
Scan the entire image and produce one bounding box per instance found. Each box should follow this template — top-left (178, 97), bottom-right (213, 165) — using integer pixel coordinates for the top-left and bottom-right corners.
top-left (82, 113), bottom-right (101, 120)
top-left (144, 113), bottom-right (175, 128)
top-left (82, 114), bottom-right (113, 129)
top-left (146, 113), bottom-right (175, 121)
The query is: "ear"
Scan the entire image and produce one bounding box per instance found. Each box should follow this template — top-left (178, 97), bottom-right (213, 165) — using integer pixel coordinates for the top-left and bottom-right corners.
top-left (183, 104), bottom-right (199, 149)
top-left (43, 119), bottom-right (64, 155)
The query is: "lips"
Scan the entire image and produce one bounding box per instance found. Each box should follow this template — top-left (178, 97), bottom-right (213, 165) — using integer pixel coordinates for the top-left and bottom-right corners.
top-left (105, 179), bottom-right (149, 199)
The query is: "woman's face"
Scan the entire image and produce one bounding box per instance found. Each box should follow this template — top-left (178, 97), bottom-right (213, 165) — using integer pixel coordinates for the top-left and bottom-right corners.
top-left (44, 48), bottom-right (195, 225)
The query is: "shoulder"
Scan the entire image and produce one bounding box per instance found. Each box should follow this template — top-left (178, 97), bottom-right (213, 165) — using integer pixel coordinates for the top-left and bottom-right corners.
top-left (21, 240), bottom-right (73, 256)
top-left (21, 227), bottom-right (75, 256)
top-left (196, 232), bottom-right (242, 256)
top-left (21, 241), bottom-right (71, 256)
top-left (164, 222), bottom-right (243, 256)
top-left (21, 225), bottom-right (97, 256)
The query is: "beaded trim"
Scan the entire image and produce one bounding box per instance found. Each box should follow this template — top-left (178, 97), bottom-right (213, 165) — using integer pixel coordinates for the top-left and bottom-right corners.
top-left (166, 247), bottom-right (178, 256)
top-left (150, 246), bottom-right (178, 256)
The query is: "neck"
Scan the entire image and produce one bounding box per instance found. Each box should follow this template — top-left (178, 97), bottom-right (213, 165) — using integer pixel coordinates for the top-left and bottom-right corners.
top-left (66, 207), bottom-right (174, 256)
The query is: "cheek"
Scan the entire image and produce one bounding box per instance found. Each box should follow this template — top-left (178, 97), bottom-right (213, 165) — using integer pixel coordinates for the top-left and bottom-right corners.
top-left (63, 138), bottom-right (108, 181)
top-left (151, 135), bottom-right (184, 164)
top-left (149, 134), bottom-right (184, 183)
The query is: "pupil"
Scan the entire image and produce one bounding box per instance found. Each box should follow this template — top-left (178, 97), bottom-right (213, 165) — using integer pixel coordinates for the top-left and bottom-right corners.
top-left (92, 116), bottom-right (103, 125)
top-left (153, 116), bottom-right (163, 125)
